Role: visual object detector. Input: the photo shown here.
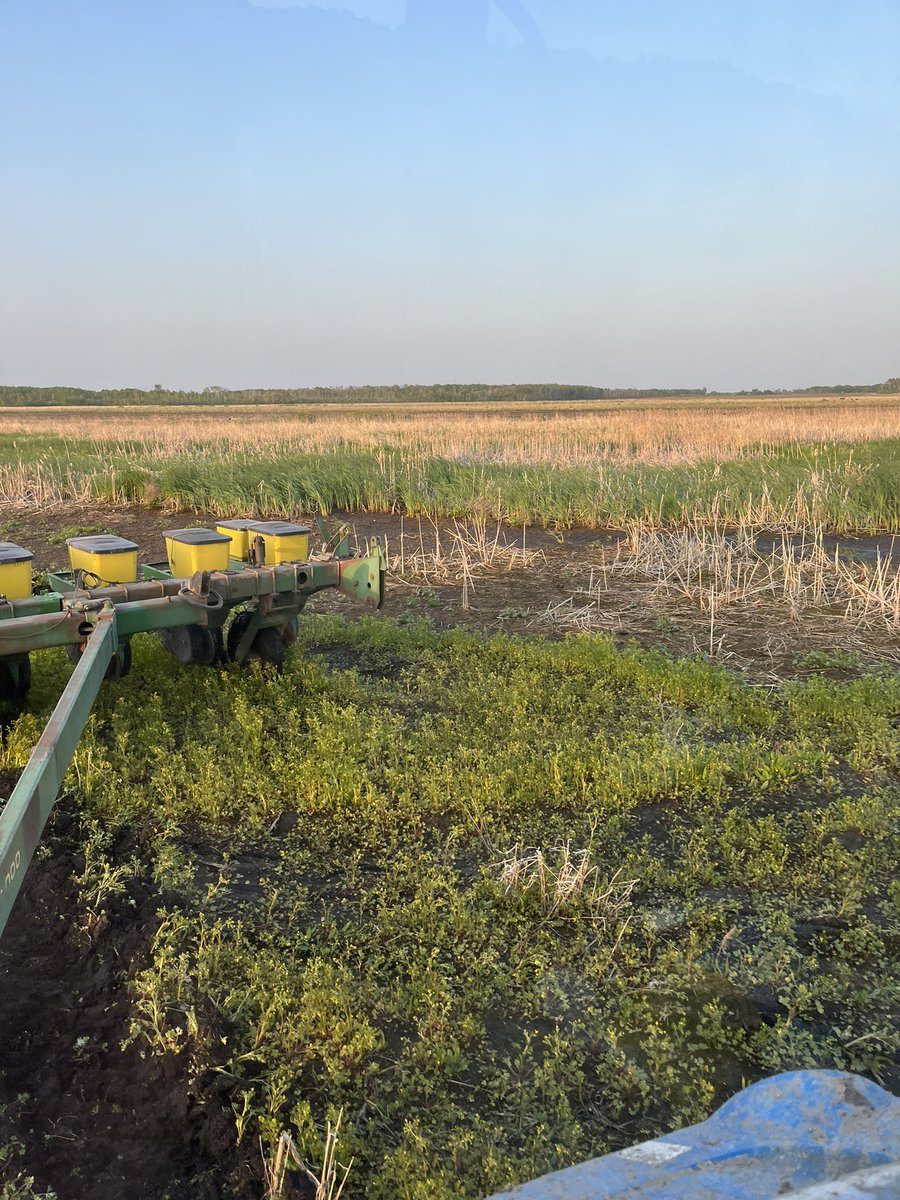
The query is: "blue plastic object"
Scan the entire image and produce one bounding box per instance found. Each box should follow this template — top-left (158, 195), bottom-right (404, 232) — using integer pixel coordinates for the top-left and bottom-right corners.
top-left (488, 1071), bottom-right (900, 1199)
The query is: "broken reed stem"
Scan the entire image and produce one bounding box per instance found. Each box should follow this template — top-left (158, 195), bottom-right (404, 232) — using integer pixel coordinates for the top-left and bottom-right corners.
top-left (313, 1110), bottom-right (353, 1200)
top-left (495, 842), bottom-right (637, 921)
top-left (384, 516), bottom-right (544, 585)
top-left (608, 524), bottom-right (900, 629)
top-left (709, 586), bottom-right (716, 657)
top-left (263, 1131), bottom-right (290, 1197)
top-left (267, 1110), bottom-right (353, 1200)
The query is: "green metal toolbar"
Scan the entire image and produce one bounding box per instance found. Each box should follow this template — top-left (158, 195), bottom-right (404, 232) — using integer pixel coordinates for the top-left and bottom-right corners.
top-left (0, 613), bottom-right (118, 932)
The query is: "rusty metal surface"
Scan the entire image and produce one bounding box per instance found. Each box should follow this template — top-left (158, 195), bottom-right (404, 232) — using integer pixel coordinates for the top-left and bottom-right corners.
top-left (0, 550), bottom-right (384, 658)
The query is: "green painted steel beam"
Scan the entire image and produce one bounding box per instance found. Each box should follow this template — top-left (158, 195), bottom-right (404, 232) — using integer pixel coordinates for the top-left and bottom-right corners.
top-left (338, 553), bottom-right (385, 608)
top-left (1, 595), bottom-right (65, 619)
top-left (112, 596), bottom-right (221, 636)
top-left (0, 554), bottom-right (384, 659)
top-left (139, 563), bottom-right (172, 581)
top-left (0, 608), bottom-right (85, 655)
top-left (0, 612), bottom-right (117, 937)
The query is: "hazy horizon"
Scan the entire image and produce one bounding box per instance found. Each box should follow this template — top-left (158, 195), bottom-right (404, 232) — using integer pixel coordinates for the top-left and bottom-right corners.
top-left (4, 377), bottom-right (899, 400)
top-left (2, 1), bottom-right (899, 393)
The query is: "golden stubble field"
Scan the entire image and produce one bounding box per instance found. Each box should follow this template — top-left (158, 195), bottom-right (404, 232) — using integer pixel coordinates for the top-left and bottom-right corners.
top-left (3, 395), bottom-right (899, 468)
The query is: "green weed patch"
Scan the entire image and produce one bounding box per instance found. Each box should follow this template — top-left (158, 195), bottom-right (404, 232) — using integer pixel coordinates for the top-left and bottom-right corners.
top-left (2, 619), bottom-right (898, 1197)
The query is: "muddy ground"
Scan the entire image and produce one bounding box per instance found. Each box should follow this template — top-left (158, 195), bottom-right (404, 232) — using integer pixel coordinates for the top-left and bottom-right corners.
top-left (2, 503), bottom-right (896, 679)
top-left (0, 808), bottom-right (271, 1200)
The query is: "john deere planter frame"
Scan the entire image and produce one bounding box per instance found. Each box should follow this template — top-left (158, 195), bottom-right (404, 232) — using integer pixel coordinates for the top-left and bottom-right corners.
top-left (0, 536), bottom-right (384, 936)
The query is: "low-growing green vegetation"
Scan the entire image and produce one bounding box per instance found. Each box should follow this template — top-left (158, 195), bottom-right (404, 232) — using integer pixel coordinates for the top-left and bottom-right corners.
top-left (43, 524), bottom-right (110, 545)
top-left (0, 1103), bottom-right (57, 1200)
top-left (2, 617), bottom-right (897, 1198)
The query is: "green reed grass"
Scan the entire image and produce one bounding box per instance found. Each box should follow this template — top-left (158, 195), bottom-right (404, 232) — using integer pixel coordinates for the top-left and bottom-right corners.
top-left (0, 434), bottom-right (897, 531)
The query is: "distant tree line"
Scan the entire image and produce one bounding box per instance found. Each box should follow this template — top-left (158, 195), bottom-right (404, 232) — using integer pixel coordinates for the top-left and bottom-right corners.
top-left (734, 379), bottom-right (900, 397)
top-left (0, 384), bottom-right (709, 407)
top-left (0, 379), bottom-right (896, 407)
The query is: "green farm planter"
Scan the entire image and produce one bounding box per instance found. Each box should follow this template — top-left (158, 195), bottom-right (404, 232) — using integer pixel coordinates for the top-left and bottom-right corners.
top-left (0, 531), bottom-right (385, 935)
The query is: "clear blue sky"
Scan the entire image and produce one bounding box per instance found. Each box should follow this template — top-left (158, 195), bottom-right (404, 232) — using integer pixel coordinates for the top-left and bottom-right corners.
top-left (2, 0), bottom-right (898, 391)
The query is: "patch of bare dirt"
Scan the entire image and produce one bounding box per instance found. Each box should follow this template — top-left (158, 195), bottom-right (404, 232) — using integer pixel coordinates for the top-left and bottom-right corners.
top-left (4, 504), bottom-right (897, 680)
top-left (0, 817), bottom-right (253, 1200)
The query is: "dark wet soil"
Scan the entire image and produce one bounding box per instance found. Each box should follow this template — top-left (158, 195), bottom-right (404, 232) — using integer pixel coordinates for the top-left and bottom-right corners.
top-left (2, 504), bottom-right (897, 680)
top-left (0, 768), bottom-right (21, 801)
top-left (4, 503), bottom-right (894, 573)
top-left (0, 817), bottom-right (256, 1200)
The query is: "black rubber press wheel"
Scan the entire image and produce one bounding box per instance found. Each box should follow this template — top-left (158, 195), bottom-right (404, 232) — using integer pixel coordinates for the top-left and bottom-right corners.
top-left (159, 625), bottom-right (223, 667)
top-left (227, 613), bottom-right (287, 669)
top-left (108, 640), bottom-right (133, 679)
top-left (0, 654), bottom-right (32, 705)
